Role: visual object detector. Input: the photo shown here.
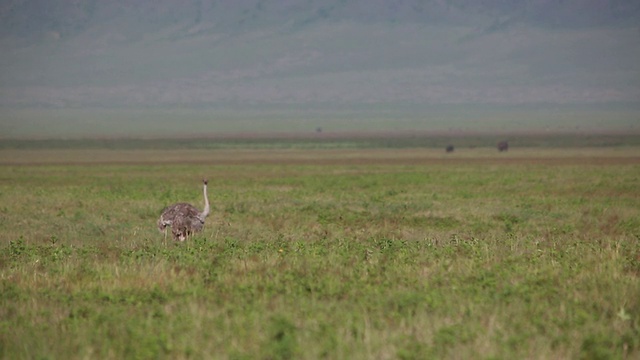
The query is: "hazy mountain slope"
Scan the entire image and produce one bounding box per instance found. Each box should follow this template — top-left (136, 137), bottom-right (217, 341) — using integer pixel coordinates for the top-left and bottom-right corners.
top-left (0, 0), bottom-right (639, 108)
top-left (2, 0), bottom-right (638, 39)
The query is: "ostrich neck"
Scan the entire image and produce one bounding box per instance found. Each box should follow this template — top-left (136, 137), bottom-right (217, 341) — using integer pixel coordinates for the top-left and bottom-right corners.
top-left (200, 183), bottom-right (210, 219)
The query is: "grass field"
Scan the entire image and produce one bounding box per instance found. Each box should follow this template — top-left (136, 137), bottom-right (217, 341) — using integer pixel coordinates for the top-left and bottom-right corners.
top-left (1, 144), bottom-right (639, 359)
top-left (2, 106), bottom-right (639, 139)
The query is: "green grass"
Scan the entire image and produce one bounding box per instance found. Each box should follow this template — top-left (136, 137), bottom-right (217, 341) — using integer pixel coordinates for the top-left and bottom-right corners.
top-left (1, 148), bottom-right (639, 359)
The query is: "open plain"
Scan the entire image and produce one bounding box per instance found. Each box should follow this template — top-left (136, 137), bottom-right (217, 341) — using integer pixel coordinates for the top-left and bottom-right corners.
top-left (1, 137), bottom-right (639, 359)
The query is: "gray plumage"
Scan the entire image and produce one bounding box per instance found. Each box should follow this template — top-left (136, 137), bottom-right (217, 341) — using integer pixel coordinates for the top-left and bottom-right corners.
top-left (158, 179), bottom-right (210, 241)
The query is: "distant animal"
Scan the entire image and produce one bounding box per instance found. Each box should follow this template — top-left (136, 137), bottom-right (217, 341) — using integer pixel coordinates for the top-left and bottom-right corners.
top-left (445, 145), bottom-right (455, 153)
top-left (497, 141), bottom-right (509, 152)
top-left (157, 179), bottom-right (210, 242)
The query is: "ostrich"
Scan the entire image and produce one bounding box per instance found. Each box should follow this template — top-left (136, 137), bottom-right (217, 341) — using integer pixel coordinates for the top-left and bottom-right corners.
top-left (157, 179), bottom-right (210, 242)
top-left (497, 141), bottom-right (509, 152)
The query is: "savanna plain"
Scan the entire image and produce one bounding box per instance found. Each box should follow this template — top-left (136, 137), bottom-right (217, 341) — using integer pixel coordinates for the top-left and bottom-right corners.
top-left (0, 136), bottom-right (639, 359)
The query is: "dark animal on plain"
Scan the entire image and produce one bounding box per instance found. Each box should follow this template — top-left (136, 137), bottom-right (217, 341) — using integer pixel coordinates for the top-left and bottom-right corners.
top-left (445, 145), bottom-right (455, 153)
top-left (157, 179), bottom-right (210, 242)
top-left (497, 141), bottom-right (509, 152)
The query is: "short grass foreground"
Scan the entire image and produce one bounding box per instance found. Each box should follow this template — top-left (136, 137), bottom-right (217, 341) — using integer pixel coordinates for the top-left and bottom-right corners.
top-left (1, 148), bottom-right (639, 359)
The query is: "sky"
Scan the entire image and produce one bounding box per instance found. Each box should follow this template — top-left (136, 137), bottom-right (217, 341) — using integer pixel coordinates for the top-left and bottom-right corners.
top-left (0, 0), bottom-right (639, 137)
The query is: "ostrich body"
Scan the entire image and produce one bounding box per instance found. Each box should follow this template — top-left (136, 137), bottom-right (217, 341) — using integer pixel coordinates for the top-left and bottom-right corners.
top-left (158, 179), bottom-right (210, 241)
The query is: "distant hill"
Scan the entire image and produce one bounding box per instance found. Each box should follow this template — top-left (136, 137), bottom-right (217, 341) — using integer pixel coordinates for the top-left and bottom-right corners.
top-left (2, 0), bottom-right (638, 40)
top-left (0, 0), bottom-right (639, 108)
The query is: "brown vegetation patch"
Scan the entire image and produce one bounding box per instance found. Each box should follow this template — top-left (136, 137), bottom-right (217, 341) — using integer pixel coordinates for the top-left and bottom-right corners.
top-left (1, 148), bottom-right (639, 166)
